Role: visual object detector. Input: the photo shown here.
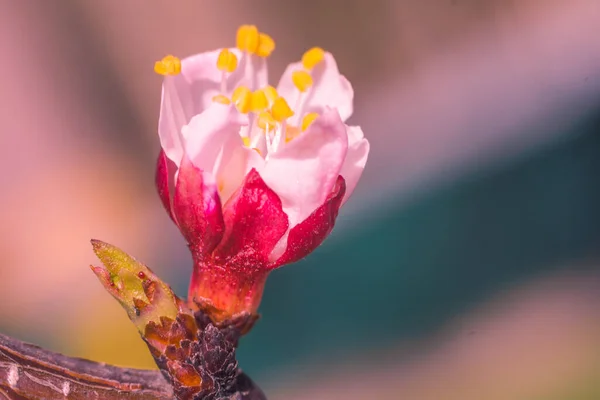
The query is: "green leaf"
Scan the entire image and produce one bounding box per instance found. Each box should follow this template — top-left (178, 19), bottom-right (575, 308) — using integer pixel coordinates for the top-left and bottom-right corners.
top-left (90, 239), bottom-right (180, 332)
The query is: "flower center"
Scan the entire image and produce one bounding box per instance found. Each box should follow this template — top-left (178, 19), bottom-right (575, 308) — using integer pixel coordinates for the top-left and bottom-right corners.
top-left (215, 27), bottom-right (327, 157)
top-left (154, 25), bottom-right (327, 158)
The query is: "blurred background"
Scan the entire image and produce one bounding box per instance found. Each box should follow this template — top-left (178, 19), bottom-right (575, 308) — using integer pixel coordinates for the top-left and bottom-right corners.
top-left (1, 0), bottom-right (600, 399)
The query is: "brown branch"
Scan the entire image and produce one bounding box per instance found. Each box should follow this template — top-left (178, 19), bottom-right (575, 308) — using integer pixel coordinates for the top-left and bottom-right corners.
top-left (0, 242), bottom-right (269, 399)
top-left (0, 332), bottom-right (173, 400)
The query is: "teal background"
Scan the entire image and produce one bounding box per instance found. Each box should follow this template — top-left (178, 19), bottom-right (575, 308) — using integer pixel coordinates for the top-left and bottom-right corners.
top-left (236, 107), bottom-right (600, 380)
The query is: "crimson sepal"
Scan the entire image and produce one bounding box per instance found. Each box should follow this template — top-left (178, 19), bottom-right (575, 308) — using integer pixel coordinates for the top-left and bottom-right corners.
top-left (156, 150), bottom-right (176, 222)
top-left (270, 175), bottom-right (346, 268)
top-left (173, 156), bottom-right (225, 258)
top-left (214, 168), bottom-right (289, 263)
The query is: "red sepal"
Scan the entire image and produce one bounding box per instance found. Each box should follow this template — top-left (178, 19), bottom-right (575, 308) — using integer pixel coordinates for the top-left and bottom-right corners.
top-left (188, 169), bottom-right (288, 319)
top-left (214, 168), bottom-right (289, 263)
top-left (156, 150), bottom-right (176, 223)
top-left (173, 156), bottom-right (225, 259)
top-left (270, 175), bottom-right (346, 268)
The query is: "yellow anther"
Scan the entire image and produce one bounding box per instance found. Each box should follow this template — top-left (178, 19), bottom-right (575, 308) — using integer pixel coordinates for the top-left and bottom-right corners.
top-left (292, 70), bottom-right (313, 92)
top-left (264, 85), bottom-right (278, 103)
top-left (212, 94), bottom-right (231, 105)
top-left (301, 112), bottom-right (319, 131)
top-left (242, 137), bottom-right (251, 147)
top-left (236, 25), bottom-right (259, 54)
top-left (216, 49), bottom-right (238, 73)
top-left (154, 55), bottom-right (181, 76)
top-left (271, 97), bottom-right (294, 122)
top-left (256, 33), bottom-right (275, 57)
top-left (250, 90), bottom-right (268, 112)
top-left (301, 47), bottom-right (325, 70)
top-left (232, 86), bottom-right (252, 113)
top-left (285, 126), bottom-right (300, 143)
top-left (257, 111), bottom-right (276, 130)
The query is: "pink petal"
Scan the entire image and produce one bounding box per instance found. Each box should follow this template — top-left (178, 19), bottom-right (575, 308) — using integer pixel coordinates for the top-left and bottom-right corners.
top-left (213, 145), bottom-right (252, 204)
top-left (340, 125), bottom-right (370, 204)
top-left (270, 175), bottom-right (346, 268)
top-left (182, 103), bottom-right (249, 203)
top-left (158, 76), bottom-right (191, 165)
top-left (213, 169), bottom-right (289, 263)
top-left (173, 156), bottom-right (225, 258)
top-left (276, 52), bottom-right (354, 124)
top-left (155, 150), bottom-right (175, 222)
top-left (260, 108), bottom-right (348, 230)
top-left (158, 49), bottom-right (267, 166)
top-left (182, 103), bottom-right (247, 169)
top-left (218, 145), bottom-right (266, 205)
top-left (180, 50), bottom-right (227, 114)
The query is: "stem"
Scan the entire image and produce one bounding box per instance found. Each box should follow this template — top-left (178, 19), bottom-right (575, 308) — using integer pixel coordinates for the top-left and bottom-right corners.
top-left (189, 262), bottom-right (269, 323)
top-left (0, 332), bottom-right (171, 399)
top-left (0, 332), bottom-right (266, 399)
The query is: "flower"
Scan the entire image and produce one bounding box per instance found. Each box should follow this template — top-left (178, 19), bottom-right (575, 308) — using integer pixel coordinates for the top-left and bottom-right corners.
top-left (155, 25), bottom-right (369, 321)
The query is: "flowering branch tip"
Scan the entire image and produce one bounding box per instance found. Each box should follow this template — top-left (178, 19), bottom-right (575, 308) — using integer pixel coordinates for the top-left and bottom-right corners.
top-left (154, 24), bottom-right (369, 322)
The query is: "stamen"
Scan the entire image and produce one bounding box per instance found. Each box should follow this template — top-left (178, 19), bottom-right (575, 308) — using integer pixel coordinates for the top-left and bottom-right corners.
top-left (301, 47), bottom-right (325, 70)
top-left (243, 130), bottom-right (262, 156)
top-left (250, 90), bottom-right (268, 113)
top-left (272, 120), bottom-right (287, 153)
top-left (257, 110), bottom-right (276, 156)
top-left (291, 70), bottom-right (313, 93)
top-left (256, 33), bottom-right (275, 57)
top-left (232, 86), bottom-right (252, 113)
top-left (250, 130), bottom-right (263, 150)
top-left (216, 49), bottom-right (238, 93)
top-left (269, 96), bottom-right (293, 154)
top-left (271, 97), bottom-right (294, 122)
top-left (154, 55), bottom-right (181, 76)
top-left (285, 126), bottom-right (301, 143)
top-left (216, 49), bottom-right (238, 73)
top-left (257, 111), bottom-right (276, 131)
top-left (301, 112), bottom-right (319, 131)
top-left (266, 133), bottom-right (273, 155)
top-left (236, 25), bottom-right (260, 54)
top-left (264, 85), bottom-right (278, 105)
top-left (212, 94), bottom-right (231, 105)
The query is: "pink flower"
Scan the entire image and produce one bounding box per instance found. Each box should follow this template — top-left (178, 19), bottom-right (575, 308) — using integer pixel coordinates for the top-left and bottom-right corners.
top-left (155, 25), bottom-right (369, 320)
